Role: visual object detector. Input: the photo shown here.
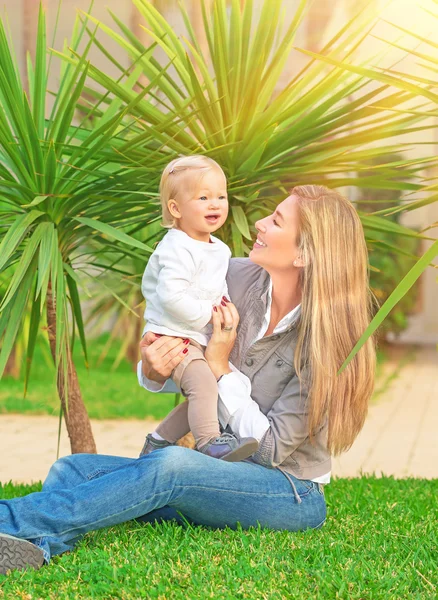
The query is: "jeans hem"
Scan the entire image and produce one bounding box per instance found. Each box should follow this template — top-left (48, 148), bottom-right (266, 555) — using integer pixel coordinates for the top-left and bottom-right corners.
top-left (312, 518), bottom-right (326, 530)
top-left (34, 538), bottom-right (50, 564)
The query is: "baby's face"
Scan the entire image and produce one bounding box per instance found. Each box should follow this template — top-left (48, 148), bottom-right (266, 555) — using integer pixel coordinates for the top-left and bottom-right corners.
top-left (171, 168), bottom-right (229, 242)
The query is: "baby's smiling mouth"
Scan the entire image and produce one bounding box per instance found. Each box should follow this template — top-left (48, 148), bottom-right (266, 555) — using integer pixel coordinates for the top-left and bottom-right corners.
top-left (205, 214), bottom-right (220, 222)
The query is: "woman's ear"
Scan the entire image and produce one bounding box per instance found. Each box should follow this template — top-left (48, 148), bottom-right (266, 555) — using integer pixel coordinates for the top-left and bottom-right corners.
top-left (168, 199), bottom-right (181, 220)
top-left (293, 256), bottom-right (306, 268)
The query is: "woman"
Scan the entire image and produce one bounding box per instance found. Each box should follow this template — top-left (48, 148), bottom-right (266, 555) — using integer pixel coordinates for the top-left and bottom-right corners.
top-left (0, 185), bottom-right (376, 575)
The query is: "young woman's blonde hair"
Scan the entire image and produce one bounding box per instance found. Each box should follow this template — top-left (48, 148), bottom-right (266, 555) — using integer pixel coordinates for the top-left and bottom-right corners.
top-left (159, 155), bottom-right (226, 228)
top-left (292, 185), bottom-right (376, 456)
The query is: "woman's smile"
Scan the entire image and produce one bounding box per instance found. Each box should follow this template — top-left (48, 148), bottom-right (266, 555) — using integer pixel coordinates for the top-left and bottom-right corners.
top-left (253, 236), bottom-right (267, 249)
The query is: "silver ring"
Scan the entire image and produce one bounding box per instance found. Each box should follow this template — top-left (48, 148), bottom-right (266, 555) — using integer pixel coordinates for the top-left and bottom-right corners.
top-left (222, 326), bottom-right (233, 331)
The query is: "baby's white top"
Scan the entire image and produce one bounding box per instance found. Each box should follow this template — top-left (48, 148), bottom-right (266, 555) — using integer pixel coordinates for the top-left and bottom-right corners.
top-left (142, 228), bottom-right (231, 346)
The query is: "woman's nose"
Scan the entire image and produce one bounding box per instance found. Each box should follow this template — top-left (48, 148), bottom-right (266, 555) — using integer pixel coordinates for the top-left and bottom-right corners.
top-left (255, 219), bottom-right (266, 231)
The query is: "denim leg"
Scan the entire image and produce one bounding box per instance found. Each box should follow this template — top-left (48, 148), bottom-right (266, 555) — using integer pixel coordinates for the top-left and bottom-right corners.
top-left (0, 447), bottom-right (326, 563)
top-left (32, 454), bottom-right (136, 561)
top-left (43, 453), bottom-right (191, 529)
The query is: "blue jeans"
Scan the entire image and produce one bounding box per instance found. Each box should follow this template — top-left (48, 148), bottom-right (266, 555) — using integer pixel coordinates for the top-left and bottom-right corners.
top-left (0, 447), bottom-right (326, 562)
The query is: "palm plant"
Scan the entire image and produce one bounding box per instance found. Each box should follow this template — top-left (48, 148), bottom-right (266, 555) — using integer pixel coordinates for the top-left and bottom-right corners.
top-left (355, 153), bottom-right (420, 339)
top-left (0, 267), bottom-right (21, 378)
top-left (0, 6), bottom-right (164, 452)
top-left (57, 0), bottom-right (438, 370)
top-left (84, 219), bottom-right (164, 371)
top-left (66, 0), bottom-right (434, 254)
top-left (85, 265), bottom-right (144, 371)
top-left (9, 0), bottom-right (436, 457)
top-left (0, 265), bottom-right (53, 379)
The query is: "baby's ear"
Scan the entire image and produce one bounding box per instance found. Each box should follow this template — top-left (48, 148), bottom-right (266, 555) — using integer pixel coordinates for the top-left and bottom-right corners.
top-left (168, 199), bottom-right (181, 219)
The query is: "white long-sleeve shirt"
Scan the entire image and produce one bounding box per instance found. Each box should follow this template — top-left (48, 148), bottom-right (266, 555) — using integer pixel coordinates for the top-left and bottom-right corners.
top-left (141, 228), bottom-right (231, 346)
top-left (137, 277), bottom-right (330, 484)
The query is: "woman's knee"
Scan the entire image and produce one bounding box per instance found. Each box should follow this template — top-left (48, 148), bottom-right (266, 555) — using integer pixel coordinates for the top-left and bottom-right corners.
top-left (43, 454), bottom-right (90, 490)
top-left (142, 446), bottom-right (200, 478)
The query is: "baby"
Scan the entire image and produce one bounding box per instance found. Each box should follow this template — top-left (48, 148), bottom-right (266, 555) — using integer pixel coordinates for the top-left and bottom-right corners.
top-left (139, 155), bottom-right (258, 461)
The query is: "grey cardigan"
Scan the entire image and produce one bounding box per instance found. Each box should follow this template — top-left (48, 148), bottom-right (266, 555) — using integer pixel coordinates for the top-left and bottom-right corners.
top-left (226, 258), bottom-right (331, 481)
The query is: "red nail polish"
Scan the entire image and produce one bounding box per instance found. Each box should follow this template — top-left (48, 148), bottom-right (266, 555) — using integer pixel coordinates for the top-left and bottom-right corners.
top-left (213, 306), bottom-right (218, 312)
top-left (222, 296), bottom-right (227, 301)
top-left (184, 339), bottom-right (190, 345)
top-left (183, 348), bottom-right (188, 354)
top-left (224, 298), bottom-right (230, 303)
top-left (221, 301), bottom-right (226, 306)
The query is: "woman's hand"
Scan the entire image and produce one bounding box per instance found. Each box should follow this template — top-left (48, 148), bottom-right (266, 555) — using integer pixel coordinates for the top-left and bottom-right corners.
top-left (139, 332), bottom-right (188, 384)
top-left (205, 298), bottom-right (240, 380)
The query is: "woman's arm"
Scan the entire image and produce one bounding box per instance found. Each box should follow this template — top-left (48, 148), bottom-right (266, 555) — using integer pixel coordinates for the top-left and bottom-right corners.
top-left (206, 303), bottom-right (313, 465)
top-left (205, 303), bottom-right (270, 440)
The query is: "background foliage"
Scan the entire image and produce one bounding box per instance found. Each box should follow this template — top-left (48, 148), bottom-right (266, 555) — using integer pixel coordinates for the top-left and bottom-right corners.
top-left (0, 0), bottom-right (437, 438)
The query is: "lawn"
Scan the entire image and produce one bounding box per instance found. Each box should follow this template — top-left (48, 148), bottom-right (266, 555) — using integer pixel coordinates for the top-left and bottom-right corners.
top-left (0, 477), bottom-right (436, 599)
top-left (0, 336), bottom-right (177, 421)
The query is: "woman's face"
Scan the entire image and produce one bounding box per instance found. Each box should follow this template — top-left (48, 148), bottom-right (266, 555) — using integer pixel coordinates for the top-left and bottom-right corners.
top-left (250, 194), bottom-right (301, 271)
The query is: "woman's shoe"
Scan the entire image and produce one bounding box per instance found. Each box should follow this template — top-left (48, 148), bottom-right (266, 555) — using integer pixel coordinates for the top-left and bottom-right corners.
top-left (0, 533), bottom-right (44, 575)
top-left (197, 433), bottom-right (258, 462)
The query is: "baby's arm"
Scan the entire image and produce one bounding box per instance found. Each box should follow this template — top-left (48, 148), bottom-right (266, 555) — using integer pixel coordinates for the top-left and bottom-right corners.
top-left (156, 247), bottom-right (213, 331)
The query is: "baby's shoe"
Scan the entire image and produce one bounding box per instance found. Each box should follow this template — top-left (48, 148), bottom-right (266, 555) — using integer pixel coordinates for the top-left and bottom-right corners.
top-left (197, 433), bottom-right (258, 462)
top-left (139, 433), bottom-right (175, 457)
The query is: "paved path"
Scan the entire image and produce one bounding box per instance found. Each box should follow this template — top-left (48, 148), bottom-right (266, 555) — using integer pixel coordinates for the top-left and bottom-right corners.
top-left (0, 416), bottom-right (160, 484)
top-left (1, 346), bottom-right (436, 483)
top-left (332, 345), bottom-right (437, 478)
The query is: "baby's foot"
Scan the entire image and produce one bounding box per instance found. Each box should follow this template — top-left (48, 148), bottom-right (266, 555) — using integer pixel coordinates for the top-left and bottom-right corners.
top-left (139, 433), bottom-right (175, 457)
top-left (197, 433), bottom-right (258, 462)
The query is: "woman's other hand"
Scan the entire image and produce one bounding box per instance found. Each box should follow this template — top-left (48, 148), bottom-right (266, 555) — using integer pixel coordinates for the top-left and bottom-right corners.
top-left (139, 333), bottom-right (187, 384)
top-left (205, 298), bottom-right (239, 379)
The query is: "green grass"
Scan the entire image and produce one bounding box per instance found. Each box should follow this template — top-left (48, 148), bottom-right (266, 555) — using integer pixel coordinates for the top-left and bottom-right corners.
top-left (0, 336), bottom-right (177, 421)
top-left (0, 477), bottom-right (436, 599)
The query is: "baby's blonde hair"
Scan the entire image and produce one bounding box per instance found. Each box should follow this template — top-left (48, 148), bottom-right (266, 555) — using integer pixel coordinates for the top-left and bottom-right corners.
top-left (160, 155), bottom-right (226, 228)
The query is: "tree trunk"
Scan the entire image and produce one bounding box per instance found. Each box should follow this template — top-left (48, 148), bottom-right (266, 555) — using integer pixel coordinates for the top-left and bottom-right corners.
top-left (46, 286), bottom-right (97, 454)
top-left (4, 346), bottom-right (20, 379)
